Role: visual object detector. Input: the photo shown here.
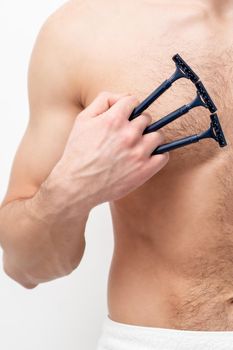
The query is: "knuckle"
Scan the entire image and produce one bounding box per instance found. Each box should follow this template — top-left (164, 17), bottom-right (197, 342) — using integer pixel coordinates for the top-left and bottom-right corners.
top-left (141, 113), bottom-right (152, 125)
top-left (122, 129), bottom-right (137, 146)
top-left (152, 131), bottom-right (165, 145)
top-left (98, 91), bottom-right (111, 99)
top-left (132, 147), bottom-right (145, 162)
top-left (125, 95), bottom-right (140, 105)
top-left (156, 152), bottom-right (170, 166)
top-left (106, 115), bottom-right (121, 129)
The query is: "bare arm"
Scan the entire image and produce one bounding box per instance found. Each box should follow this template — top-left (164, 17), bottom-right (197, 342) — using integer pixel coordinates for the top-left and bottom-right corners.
top-left (0, 10), bottom-right (89, 288)
top-left (0, 4), bottom-right (169, 289)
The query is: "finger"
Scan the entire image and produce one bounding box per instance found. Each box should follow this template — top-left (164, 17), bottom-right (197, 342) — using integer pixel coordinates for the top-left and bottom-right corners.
top-left (80, 91), bottom-right (130, 118)
top-left (129, 112), bottom-right (152, 136)
top-left (142, 131), bottom-right (166, 156)
top-left (145, 151), bottom-right (169, 175)
top-left (106, 95), bottom-right (140, 122)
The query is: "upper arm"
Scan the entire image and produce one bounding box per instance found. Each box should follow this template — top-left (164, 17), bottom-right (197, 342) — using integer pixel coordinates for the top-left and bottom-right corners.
top-left (2, 6), bottom-right (85, 206)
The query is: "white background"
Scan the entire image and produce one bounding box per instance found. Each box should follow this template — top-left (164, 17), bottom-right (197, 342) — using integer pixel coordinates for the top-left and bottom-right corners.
top-left (0, 1), bottom-right (113, 349)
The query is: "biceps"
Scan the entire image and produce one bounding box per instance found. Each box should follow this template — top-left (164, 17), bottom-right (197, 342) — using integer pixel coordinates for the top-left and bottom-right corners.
top-left (2, 9), bottom-right (85, 206)
top-left (2, 105), bottom-right (82, 205)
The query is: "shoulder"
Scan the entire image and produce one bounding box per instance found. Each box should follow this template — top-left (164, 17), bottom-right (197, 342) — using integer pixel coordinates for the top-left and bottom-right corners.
top-left (38, 0), bottom-right (105, 46)
top-left (30, 0), bottom-right (117, 101)
top-left (28, 0), bottom-right (124, 111)
top-left (28, 0), bottom-right (95, 111)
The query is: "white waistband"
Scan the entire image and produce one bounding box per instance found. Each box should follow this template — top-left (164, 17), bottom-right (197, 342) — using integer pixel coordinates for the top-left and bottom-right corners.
top-left (96, 315), bottom-right (233, 350)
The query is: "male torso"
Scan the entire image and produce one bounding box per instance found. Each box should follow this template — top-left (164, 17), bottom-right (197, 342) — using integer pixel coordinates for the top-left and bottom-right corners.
top-left (78, 0), bottom-right (233, 330)
top-left (2, 0), bottom-right (233, 331)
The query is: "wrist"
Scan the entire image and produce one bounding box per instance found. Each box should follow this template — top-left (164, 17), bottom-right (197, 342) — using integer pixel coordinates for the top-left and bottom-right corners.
top-left (27, 162), bottom-right (95, 226)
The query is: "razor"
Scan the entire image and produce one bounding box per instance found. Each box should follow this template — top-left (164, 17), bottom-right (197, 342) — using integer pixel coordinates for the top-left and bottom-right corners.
top-left (152, 114), bottom-right (227, 155)
top-left (144, 81), bottom-right (217, 134)
top-left (129, 54), bottom-right (199, 121)
top-left (128, 54), bottom-right (227, 154)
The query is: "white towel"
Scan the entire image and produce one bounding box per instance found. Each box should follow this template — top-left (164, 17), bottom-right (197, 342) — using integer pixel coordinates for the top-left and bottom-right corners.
top-left (96, 315), bottom-right (233, 350)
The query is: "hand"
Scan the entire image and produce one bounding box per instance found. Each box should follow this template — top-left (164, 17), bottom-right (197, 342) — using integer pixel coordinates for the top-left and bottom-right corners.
top-left (53, 91), bottom-right (169, 207)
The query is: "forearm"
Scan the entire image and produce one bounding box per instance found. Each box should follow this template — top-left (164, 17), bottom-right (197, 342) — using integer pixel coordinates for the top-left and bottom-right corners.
top-left (0, 168), bottom-right (93, 288)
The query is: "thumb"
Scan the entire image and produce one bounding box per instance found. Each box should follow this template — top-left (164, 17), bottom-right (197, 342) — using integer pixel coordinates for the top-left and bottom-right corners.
top-left (79, 91), bottom-right (131, 118)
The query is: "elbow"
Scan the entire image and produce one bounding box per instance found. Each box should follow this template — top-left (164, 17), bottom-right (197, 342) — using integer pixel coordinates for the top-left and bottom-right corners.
top-left (18, 281), bottom-right (38, 290)
top-left (17, 277), bottom-right (39, 290)
top-left (3, 256), bottom-right (39, 290)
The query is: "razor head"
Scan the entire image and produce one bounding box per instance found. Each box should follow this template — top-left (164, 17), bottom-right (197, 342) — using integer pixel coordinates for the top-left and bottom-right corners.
top-left (172, 54), bottom-right (199, 84)
top-left (211, 113), bottom-right (227, 148)
top-left (196, 81), bottom-right (217, 113)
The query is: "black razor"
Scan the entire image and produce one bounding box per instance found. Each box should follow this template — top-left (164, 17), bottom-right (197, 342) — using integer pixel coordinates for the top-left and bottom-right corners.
top-left (128, 53), bottom-right (227, 154)
top-left (129, 54), bottom-right (199, 121)
top-left (153, 114), bottom-right (227, 155)
top-left (143, 81), bottom-right (217, 134)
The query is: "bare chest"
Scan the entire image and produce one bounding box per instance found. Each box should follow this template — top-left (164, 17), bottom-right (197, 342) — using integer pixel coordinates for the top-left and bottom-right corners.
top-left (83, 1), bottom-right (233, 159)
top-left (78, 0), bottom-right (233, 329)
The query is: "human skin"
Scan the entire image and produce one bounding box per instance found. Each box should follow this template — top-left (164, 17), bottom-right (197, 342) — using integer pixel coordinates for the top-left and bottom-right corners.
top-left (0, 9), bottom-right (168, 287)
top-left (1, 0), bottom-right (233, 331)
top-left (0, 92), bottom-right (168, 288)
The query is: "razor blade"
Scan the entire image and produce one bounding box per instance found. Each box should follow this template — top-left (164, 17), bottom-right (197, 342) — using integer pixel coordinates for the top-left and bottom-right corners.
top-left (127, 53), bottom-right (227, 155)
top-left (143, 81), bottom-right (218, 134)
top-left (152, 113), bottom-right (227, 155)
top-left (129, 54), bottom-right (200, 120)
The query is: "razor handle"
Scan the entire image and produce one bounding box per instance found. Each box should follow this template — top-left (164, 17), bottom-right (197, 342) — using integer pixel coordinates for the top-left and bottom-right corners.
top-left (129, 80), bottom-right (172, 121)
top-left (143, 105), bottom-right (189, 134)
top-left (152, 135), bottom-right (199, 155)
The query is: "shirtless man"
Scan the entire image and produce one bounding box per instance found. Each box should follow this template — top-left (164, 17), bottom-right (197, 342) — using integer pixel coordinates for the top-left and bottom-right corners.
top-left (1, 0), bottom-right (233, 348)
